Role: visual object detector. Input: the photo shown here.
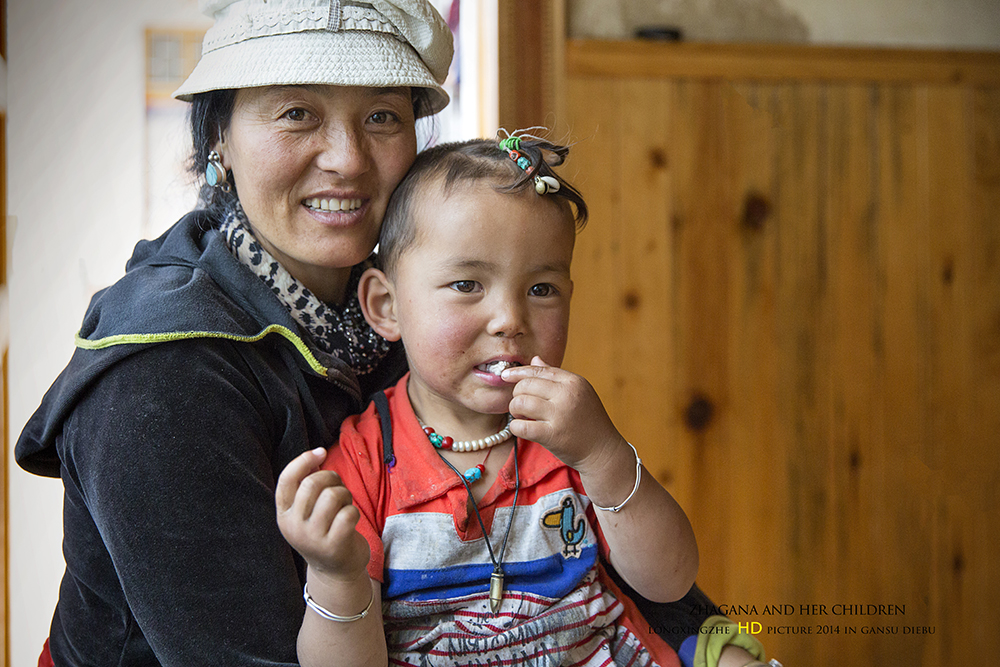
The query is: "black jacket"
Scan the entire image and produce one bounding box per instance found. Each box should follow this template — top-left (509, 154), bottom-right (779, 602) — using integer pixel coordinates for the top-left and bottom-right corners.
top-left (16, 211), bottom-right (405, 666)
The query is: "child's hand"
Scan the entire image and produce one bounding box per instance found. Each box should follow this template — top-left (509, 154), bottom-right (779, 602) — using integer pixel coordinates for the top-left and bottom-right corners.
top-left (275, 448), bottom-right (371, 582)
top-left (502, 356), bottom-right (627, 474)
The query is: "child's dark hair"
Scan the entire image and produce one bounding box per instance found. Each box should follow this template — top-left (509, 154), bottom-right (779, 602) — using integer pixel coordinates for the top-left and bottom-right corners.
top-left (377, 131), bottom-right (588, 275)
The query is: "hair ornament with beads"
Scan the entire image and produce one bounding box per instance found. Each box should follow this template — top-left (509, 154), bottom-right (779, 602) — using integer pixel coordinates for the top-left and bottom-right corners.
top-left (498, 134), bottom-right (535, 175)
top-left (497, 127), bottom-right (574, 200)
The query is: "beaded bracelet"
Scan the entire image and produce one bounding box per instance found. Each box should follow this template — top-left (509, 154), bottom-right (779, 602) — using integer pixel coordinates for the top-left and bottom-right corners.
top-left (591, 442), bottom-right (642, 513)
top-left (303, 582), bottom-right (374, 623)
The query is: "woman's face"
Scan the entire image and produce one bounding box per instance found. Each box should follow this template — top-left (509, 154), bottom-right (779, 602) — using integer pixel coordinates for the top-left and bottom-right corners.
top-left (221, 85), bottom-right (418, 303)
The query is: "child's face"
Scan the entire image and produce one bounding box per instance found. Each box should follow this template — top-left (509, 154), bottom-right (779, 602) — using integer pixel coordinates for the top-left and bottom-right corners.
top-left (391, 177), bottom-right (576, 420)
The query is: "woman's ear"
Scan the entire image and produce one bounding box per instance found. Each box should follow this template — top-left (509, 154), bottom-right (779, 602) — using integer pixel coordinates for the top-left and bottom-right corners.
top-left (214, 126), bottom-right (230, 169)
top-left (358, 267), bottom-right (401, 342)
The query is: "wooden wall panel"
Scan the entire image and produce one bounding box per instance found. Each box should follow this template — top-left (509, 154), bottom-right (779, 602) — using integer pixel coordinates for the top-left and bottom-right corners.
top-left (497, 0), bottom-right (565, 131)
top-left (563, 77), bottom-right (620, 412)
top-left (562, 42), bottom-right (1000, 666)
top-left (615, 78), bottom-right (675, 468)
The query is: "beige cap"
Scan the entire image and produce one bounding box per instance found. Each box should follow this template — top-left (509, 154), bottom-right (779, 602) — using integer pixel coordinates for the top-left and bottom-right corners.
top-left (173, 0), bottom-right (453, 116)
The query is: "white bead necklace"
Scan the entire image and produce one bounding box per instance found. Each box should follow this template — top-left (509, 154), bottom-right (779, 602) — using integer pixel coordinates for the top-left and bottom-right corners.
top-left (419, 415), bottom-right (514, 452)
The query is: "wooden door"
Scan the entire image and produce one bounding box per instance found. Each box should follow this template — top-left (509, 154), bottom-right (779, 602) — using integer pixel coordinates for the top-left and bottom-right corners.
top-left (561, 40), bottom-right (1000, 666)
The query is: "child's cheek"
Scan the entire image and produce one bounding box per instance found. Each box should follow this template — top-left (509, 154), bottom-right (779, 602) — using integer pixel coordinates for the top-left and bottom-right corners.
top-left (418, 310), bottom-right (479, 361)
top-left (547, 335), bottom-right (569, 368)
top-left (539, 315), bottom-right (571, 367)
top-left (434, 314), bottom-right (479, 352)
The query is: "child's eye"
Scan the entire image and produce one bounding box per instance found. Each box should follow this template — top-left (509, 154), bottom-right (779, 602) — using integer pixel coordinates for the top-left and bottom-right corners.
top-left (529, 283), bottom-right (557, 297)
top-left (450, 281), bottom-right (480, 293)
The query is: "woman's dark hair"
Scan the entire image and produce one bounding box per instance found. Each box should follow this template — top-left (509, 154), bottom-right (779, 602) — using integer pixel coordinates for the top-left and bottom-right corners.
top-left (186, 86), bottom-right (439, 218)
top-left (377, 134), bottom-right (589, 276)
top-left (188, 89), bottom-right (239, 218)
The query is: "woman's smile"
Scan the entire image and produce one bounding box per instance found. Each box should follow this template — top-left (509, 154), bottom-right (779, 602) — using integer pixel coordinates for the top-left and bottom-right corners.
top-left (303, 196), bottom-right (365, 214)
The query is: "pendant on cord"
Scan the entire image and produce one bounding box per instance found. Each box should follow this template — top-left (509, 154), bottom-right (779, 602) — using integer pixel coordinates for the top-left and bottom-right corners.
top-left (431, 433), bottom-right (519, 617)
top-left (489, 568), bottom-right (505, 613)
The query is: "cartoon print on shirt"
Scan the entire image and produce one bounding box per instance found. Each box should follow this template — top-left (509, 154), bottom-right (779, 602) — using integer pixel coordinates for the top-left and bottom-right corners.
top-left (541, 496), bottom-right (587, 558)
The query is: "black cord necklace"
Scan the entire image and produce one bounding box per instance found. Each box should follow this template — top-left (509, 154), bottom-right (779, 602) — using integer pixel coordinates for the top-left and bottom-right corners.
top-left (438, 440), bottom-right (520, 614)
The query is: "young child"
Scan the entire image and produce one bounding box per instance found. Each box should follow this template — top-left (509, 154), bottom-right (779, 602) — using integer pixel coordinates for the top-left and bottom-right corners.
top-left (276, 133), bottom-right (773, 667)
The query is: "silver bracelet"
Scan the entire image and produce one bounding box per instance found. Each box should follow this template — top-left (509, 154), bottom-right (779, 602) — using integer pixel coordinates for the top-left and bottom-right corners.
top-left (303, 582), bottom-right (374, 623)
top-left (592, 442), bottom-right (642, 513)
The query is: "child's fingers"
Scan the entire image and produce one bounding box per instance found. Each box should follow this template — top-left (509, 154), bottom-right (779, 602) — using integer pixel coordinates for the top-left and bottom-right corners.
top-left (309, 490), bottom-right (370, 565)
top-left (325, 501), bottom-right (363, 543)
top-left (509, 376), bottom-right (561, 407)
top-left (293, 470), bottom-right (350, 521)
top-left (275, 447), bottom-right (327, 513)
top-left (279, 472), bottom-right (359, 559)
top-left (308, 482), bottom-right (358, 533)
top-left (509, 415), bottom-right (554, 445)
top-left (502, 359), bottom-right (579, 406)
top-left (500, 356), bottom-right (559, 383)
top-left (327, 505), bottom-right (373, 574)
top-left (504, 368), bottom-right (564, 402)
top-left (529, 355), bottom-right (551, 368)
top-left (507, 390), bottom-right (553, 422)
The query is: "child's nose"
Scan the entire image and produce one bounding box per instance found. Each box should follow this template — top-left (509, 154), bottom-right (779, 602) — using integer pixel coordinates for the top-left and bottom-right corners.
top-left (487, 297), bottom-right (526, 338)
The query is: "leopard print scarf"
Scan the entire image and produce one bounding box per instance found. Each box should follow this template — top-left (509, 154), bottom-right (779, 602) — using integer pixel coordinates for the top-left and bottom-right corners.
top-left (218, 203), bottom-right (390, 375)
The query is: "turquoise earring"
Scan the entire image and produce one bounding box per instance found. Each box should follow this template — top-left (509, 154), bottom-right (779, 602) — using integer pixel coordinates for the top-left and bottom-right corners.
top-left (206, 151), bottom-right (231, 192)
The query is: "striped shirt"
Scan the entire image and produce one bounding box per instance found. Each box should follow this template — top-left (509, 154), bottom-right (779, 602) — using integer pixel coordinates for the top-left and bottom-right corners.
top-left (326, 375), bottom-right (679, 667)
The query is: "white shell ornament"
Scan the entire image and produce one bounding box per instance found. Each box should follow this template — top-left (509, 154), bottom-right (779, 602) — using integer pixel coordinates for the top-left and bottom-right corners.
top-left (534, 175), bottom-right (561, 195)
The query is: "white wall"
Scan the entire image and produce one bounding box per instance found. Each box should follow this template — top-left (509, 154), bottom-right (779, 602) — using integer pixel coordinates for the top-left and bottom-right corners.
top-left (788, 0), bottom-right (1000, 48)
top-left (6, 1), bottom-right (208, 664)
top-left (569, 0), bottom-right (1000, 48)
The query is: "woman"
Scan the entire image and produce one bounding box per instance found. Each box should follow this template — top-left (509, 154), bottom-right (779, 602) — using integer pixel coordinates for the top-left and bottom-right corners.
top-left (15, 1), bottom-right (453, 664)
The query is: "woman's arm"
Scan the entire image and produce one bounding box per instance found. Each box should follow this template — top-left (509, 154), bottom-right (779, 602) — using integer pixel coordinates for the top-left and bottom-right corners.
top-left (64, 340), bottom-right (312, 666)
top-left (504, 358), bottom-right (699, 603)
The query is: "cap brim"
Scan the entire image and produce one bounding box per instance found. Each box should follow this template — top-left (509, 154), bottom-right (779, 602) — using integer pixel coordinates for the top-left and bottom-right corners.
top-left (173, 30), bottom-right (449, 116)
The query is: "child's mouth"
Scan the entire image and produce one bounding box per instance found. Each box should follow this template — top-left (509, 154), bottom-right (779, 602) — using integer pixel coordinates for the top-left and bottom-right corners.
top-left (481, 360), bottom-right (521, 376)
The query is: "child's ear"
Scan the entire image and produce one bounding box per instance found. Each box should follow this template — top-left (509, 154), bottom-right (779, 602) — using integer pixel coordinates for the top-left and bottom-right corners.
top-left (358, 267), bottom-right (401, 342)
